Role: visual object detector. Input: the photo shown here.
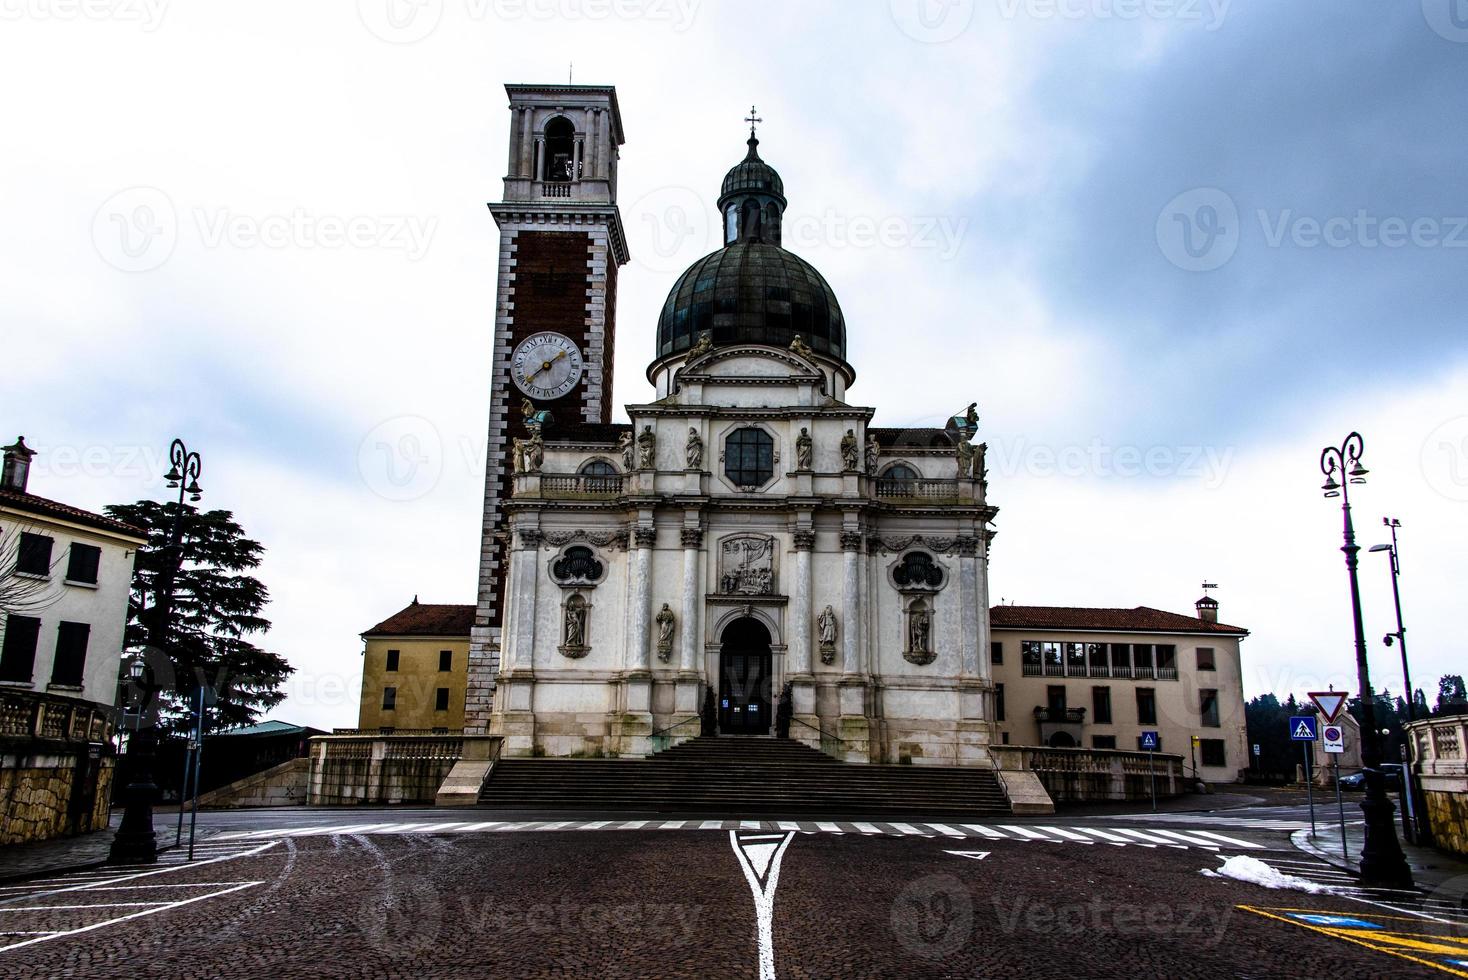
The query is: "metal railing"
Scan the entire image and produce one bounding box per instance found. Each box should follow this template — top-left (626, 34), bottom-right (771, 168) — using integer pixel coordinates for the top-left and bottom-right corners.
top-left (649, 716), bottom-right (700, 754)
top-left (1016, 661), bottom-right (1177, 681)
top-left (791, 717), bottom-right (847, 760)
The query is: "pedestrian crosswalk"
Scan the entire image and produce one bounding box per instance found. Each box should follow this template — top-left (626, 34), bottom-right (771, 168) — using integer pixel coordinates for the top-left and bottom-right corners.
top-left (212, 818), bottom-right (1269, 850)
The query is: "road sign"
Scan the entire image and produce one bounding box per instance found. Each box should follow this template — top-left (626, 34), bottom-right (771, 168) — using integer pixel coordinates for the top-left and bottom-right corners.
top-left (1308, 691), bottom-right (1347, 723)
top-left (1252, 743), bottom-right (1261, 756)
top-left (1289, 715), bottom-right (1318, 741)
top-left (1140, 730), bottom-right (1160, 751)
top-left (1322, 724), bottom-right (1345, 754)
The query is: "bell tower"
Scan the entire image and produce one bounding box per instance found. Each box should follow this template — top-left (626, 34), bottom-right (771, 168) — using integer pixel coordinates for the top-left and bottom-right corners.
top-left (466, 84), bottom-right (628, 734)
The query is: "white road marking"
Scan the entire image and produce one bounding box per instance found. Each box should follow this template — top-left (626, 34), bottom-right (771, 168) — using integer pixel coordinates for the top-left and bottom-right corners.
top-left (776, 821), bottom-right (802, 833)
top-left (1186, 829), bottom-right (1267, 849)
top-left (998, 825), bottom-right (1053, 841)
top-left (1113, 829), bottom-right (1186, 848)
top-left (961, 824), bottom-right (1007, 839)
top-left (1035, 826), bottom-right (1093, 843)
top-left (944, 850), bottom-right (990, 861)
top-left (1071, 827), bottom-right (1139, 846)
top-left (0, 882), bottom-right (262, 954)
top-left (730, 832), bottom-right (795, 980)
top-left (853, 822), bottom-right (883, 835)
top-left (815, 822), bottom-right (841, 833)
top-left (923, 823), bottom-right (965, 837)
top-left (889, 822), bottom-right (928, 836)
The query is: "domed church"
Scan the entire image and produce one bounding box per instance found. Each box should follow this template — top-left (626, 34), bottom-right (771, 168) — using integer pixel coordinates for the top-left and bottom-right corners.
top-left (467, 85), bottom-right (997, 766)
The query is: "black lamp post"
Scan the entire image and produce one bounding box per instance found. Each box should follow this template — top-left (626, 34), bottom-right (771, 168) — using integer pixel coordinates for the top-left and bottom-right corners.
top-left (108, 657), bottom-right (158, 864)
top-left (1317, 433), bottom-right (1412, 887)
top-left (1369, 518), bottom-right (1424, 842)
top-left (109, 438), bottom-right (202, 865)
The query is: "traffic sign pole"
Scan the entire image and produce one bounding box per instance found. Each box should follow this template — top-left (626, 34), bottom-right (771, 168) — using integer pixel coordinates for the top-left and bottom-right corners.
top-left (1304, 743), bottom-right (1315, 835)
top-left (1335, 756), bottom-right (1347, 863)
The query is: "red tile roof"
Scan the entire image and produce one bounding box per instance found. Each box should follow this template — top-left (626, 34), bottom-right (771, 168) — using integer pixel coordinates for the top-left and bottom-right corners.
top-left (990, 605), bottom-right (1248, 636)
top-left (363, 601), bottom-right (475, 637)
top-left (0, 488), bottom-right (146, 539)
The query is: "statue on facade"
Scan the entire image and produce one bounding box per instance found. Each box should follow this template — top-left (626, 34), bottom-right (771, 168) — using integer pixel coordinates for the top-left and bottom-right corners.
top-left (617, 430), bottom-right (634, 471)
top-left (795, 427), bottom-right (813, 471)
top-left (525, 431), bottom-right (543, 474)
top-left (906, 602), bottom-right (932, 664)
top-left (511, 437), bottom-right (527, 474)
top-left (686, 428), bottom-right (703, 469)
top-left (689, 331), bottom-right (713, 358)
top-left (956, 439), bottom-right (975, 479)
top-left (839, 429), bottom-right (859, 471)
top-left (975, 441), bottom-right (989, 484)
top-left (789, 334), bottom-right (813, 360)
top-left (865, 434), bottom-right (880, 475)
top-left (817, 604), bottom-right (838, 665)
top-left (561, 595), bottom-right (588, 657)
top-left (637, 425), bottom-right (657, 469)
top-left (655, 603), bottom-right (676, 662)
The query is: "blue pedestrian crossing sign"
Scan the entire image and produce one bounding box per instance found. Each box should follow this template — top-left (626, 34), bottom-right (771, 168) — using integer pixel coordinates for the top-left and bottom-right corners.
top-left (1289, 715), bottom-right (1318, 741)
top-left (1140, 731), bottom-right (1160, 751)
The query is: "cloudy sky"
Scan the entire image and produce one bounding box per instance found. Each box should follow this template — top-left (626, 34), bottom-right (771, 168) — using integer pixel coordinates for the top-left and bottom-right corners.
top-left (3, 1), bottom-right (1465, 731)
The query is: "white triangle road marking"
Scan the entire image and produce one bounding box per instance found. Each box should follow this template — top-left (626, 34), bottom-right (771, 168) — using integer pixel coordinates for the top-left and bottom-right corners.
top-left (944, 850), bottom-right (990, 861)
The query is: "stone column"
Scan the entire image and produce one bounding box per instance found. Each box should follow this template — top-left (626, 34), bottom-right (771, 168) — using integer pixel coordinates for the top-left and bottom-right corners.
top-left (788, 529), bottom-right (814, 675)
top-left (596, 108), bottom-right (608, 178)
top-left (586, 108), bottom-right (599, 179)
top-left (679, 528), bottom-right (701, 673)
top-left (535, 138), bottom-right (545, 182)
top-left (572, 137), bottom-right (583, 183)
top-left (840, 530), bottom-right (861, 676)
top-left (520, 109), bottom-right (534, 177)
top-left (507, 108), bottom-right (521, 177)
top-left (958, 540), bottom-right (980, 679)
top-left (629, 526), bottom-right (655, 670)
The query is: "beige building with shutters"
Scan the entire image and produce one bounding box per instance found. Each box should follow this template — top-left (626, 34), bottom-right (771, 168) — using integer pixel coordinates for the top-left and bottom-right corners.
top-left (357, 600), bottom-right (473, 733)
top-left (989, 597), bottom-right (1250, 783)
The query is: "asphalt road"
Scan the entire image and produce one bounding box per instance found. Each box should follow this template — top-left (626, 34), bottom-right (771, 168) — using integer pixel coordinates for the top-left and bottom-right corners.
top-left (1, 806), bottom-right (1464, 979)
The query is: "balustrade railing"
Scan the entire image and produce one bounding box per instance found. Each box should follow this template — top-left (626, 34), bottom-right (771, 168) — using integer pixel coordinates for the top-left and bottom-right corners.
top-left (541, 474), bottom-right (624, 497)
top-left (0, 688), bottom-right (113, 746)
top-left (541, 181), bottom-right (571, 197)
top-left (874, 478), bottom-right (959, 500)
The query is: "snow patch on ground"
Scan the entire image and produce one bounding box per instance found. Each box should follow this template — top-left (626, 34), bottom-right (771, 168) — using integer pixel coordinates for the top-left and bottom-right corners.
top-left (1200, 855), bottom-right (1331, 893)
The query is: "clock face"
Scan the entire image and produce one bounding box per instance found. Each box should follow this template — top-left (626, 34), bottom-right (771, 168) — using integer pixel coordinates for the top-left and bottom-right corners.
top-left (510, 331), bottom-right (584, 400)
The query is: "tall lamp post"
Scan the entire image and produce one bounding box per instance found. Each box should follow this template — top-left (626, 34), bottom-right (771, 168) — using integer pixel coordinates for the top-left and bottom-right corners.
top-left (1369, 518), bottom-right (1424, 842)
top-left (109, 438), bottom-right (202, 865)
top-left (1318, 433), bottom-right (1412, 887)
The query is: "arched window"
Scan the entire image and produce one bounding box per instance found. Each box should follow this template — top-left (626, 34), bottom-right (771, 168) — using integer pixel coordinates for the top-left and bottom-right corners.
top-left (578, 458), bottom-right (619, 493)
top-left (580, 459), bottom-right (617, 477)
top-left (724, 428), bottom-right (774, 487)
top-left (544, 117), bottom-right (576, 182)
top-left (883, 463), bottom-right (919, 482)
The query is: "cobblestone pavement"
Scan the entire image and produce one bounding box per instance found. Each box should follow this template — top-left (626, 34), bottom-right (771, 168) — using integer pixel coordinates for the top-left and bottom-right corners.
top-left (1, 823), bottom-right (1464, 979)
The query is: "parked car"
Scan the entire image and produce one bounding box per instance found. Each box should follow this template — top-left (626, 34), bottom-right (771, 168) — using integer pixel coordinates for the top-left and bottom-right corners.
top-left (1339, 764), bottom-right (1403, 791)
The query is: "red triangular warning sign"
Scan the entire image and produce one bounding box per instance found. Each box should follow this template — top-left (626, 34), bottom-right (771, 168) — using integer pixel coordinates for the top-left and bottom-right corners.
top-left (1309, 691), bottom-right (1347, 723)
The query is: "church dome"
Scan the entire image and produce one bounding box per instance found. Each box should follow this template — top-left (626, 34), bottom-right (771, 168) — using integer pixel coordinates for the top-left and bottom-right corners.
top-left (654, 130), bottom-right (846, 364)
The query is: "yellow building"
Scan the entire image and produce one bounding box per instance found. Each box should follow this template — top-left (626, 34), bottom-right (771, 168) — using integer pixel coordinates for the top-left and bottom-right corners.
top-left (990, 597), bottom-right (1250, 783)
top-left (357, 600), bottom-right (474, 732)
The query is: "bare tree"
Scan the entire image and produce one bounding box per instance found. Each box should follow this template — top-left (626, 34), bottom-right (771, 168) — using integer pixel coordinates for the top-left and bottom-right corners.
top-left (0, 519), bottom-right (65, 616)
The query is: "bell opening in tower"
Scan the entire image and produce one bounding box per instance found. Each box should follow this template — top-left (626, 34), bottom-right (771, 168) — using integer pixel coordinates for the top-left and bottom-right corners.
top-left (545, 116), bottom-right (575, 182)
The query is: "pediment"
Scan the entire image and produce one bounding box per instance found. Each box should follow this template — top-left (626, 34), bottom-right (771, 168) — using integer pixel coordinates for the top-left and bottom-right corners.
top-left (678, 344), bottom-right (823, 384)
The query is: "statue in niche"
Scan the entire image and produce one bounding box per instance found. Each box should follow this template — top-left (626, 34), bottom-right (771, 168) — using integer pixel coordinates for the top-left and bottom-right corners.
top-left (795, 428), bottom-right (813, 471)
top-left (637, 425), bottom-right (657, 469)
top-left (617, 430), bottom-right (634, 471)
top-left (905, 601), bottom-right (934, 666)
top-left (839, 429), bottom-right (859, 471)
top-left (562, 594), bottom-right (588, 657)
top-left (865, 434), bottom-right (880, 476)
top-left (655, 603), bottom-right (676, 662)
top-left (956, 439), bottom-right (975, 479)
top-left (686, 428), bottom-right (703, 470)
top-left (817, 605), bottom-right (838, 665)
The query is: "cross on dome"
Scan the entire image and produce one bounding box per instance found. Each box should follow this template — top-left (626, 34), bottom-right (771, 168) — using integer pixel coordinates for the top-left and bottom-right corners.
top-left (744, 104), bottom-right (762, 138)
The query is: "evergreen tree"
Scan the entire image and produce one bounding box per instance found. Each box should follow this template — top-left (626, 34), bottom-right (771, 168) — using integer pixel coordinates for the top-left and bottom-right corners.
top-left (105, 500), bottom-right (292, 735)
top-left (1438, 674), bottom-right (1468, 715)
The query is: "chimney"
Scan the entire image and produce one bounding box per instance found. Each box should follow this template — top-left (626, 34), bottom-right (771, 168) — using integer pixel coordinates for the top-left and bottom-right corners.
top-left (2, 436), bottom-right (36, 493)
top-left (1195, 595), bottom-right (1219, 624)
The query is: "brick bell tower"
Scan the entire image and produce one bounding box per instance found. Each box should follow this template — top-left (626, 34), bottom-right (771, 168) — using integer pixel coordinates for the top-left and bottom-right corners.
top-left (465, 84), bottom-right (628, 734)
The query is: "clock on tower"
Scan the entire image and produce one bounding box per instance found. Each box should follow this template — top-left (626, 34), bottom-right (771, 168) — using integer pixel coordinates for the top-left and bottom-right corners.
top-left (466, 84), bottom-right (629, 734)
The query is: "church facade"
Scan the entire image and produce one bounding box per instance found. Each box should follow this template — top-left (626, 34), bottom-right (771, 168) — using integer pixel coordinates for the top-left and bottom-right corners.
top-left (466, 84), bottom-right (998, 766)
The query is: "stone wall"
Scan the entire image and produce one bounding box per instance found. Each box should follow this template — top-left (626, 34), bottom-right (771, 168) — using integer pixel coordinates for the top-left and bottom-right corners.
top-left (308, 734), bottom-right (497, 806)
top-left (195, 757), bottom-right (308, 809)
top-left (0, 748), bottom-right (113, 845)
top-left (990, 744), bottom-right (1185, 803)
top-left (1407, 715), bottom-right (1468, 858)
top-left (1423, 790), bottom-right (1468, 857)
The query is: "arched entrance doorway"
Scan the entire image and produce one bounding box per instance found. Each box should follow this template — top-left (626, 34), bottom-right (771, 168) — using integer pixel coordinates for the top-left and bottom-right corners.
top-left (719, 617), bottom-right (772, 735)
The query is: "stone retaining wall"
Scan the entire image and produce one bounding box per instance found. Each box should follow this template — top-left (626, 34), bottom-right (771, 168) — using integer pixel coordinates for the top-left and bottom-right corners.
top-left (990, 744), bottom-right (1185, 803)
top-left (0, 747), bottom-right (114, 845)
top-left (196, 757), bottom-right (309, 809)
top-left (309, 734), bottom-right (493, 805)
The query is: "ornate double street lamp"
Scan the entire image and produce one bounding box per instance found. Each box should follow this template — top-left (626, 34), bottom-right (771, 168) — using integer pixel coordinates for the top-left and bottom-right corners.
top-left (1317, 433), bottom-right (1412, 887)
top-left (109, 438), bottom-right (202, 865)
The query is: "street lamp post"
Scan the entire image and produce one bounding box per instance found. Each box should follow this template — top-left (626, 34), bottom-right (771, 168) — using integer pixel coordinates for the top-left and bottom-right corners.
top-left (1369, 518), bottom-right (1424, 842)
top-left (109, 438), bottom-right (202, 865)
top-left (1318, 433), bottom-right (1412, 887)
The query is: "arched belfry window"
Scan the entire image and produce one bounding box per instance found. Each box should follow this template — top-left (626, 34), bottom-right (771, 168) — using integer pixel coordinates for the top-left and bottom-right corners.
top-left (545, 117), bottom-right (576, 182)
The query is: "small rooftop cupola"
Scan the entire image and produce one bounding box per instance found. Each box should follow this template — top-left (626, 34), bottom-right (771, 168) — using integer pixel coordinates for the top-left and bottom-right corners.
top-left (2, 436), bottom-right (35, 493)
top-left (1196, 582), bottom-right (1219, 623)
top-left (718, 106), bottom-right (787, 246)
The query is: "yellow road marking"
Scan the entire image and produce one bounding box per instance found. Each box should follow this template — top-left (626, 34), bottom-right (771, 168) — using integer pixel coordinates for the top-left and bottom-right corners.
top-left (1238, 905), bottom-right (1468, 977)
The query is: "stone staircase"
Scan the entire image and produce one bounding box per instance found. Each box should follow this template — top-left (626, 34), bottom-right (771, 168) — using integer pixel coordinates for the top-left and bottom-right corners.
top-left (477, 736), bottom-right (1012, 818)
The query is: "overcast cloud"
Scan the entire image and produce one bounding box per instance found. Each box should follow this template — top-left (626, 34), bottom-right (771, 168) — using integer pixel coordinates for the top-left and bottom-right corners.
top-left (2, 0), bottom-right (1464, 729)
